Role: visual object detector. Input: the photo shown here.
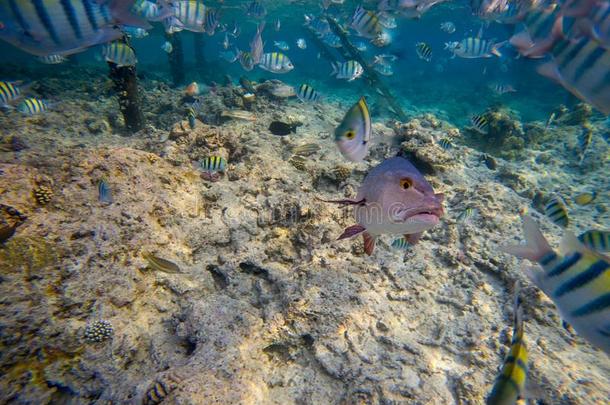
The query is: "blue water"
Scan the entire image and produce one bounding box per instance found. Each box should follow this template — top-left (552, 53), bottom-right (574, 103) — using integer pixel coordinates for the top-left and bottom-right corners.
top-left (0, 1), bottom-right (592, 126)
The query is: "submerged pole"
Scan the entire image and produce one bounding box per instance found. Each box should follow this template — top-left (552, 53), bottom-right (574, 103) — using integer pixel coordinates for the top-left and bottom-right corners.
top-left (325, 16), bottom-right (408, 121)
top-left (193, 33), bottom-right (206, 70)
top-left (165, 32), bottom-right (185, 86)
top-left (107, 39), bottom-right (144, 133)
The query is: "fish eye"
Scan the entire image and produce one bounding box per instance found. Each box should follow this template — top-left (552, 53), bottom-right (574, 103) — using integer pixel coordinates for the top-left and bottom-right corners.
top-left (400, 178), bottom-right (412, 189)
top-left (345, 130), bottom-right (355, 140)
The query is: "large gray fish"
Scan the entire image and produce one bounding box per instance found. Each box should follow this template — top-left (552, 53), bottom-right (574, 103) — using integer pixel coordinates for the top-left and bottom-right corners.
top-left (323, 156), bottom-right (444, 255)
top-left (0, 0), bottom-right (149, 56)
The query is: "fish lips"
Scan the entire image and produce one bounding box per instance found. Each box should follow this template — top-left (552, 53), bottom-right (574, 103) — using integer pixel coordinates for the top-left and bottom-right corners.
top-left (389, 204), bottom-right (443, 230)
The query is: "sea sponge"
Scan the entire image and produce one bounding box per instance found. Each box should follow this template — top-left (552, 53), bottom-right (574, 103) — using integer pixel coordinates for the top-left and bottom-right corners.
top-left (333, 165), bottom-right (351, 182)
top-left (33, 185), bottom-right (54, 205)
top-left (83, 320), bottom-right (113, 343)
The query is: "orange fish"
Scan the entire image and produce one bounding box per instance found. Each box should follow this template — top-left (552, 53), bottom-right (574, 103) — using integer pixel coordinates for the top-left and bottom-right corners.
top-left (185, 82), bottom-right (200, 97)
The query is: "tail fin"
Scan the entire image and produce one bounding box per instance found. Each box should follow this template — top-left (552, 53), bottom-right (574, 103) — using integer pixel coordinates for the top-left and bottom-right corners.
top-left (500, 215), bottom-right (553, 263)
top-left (256, 21), bottom-right (266, 35)
top-left (491, 40), bottom-right (507, 57)
top-left (330, 62), bottom-right (339, 76)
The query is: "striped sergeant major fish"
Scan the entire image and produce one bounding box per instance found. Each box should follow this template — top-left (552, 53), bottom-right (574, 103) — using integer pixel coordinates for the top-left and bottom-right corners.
top-left (172, 0), bottom-right (206, 32)
top-left (449, 37), bottom-right (505, 58)
top-left (351, 5), bottom-right (383, 40)
top-left (578, 230), bottom-right (610, 253)
top-left (330, 60), bottom-right (364, 81)
top-left (102, 42), bottom-right (137, 67)
top-left (245, 1), bottom-right (266, 19)
top-left (197, 156), bottom-right (226, 182)
top-left (0, 80), bottom-right (22, 106)
top-left (131, 0), bottom-right (172, 21)
top-left (17, 97), bottom-right (48, 115)
top-left (578, 123), bottom-right (593, 164)
top-left (38, 54), bottom-right (67, 64)
top-left (545, 194), bottom-right (569, 228)
top-left (415, 42), bottom-right (432, 61)
top-left (258, 52), bottom-right (294, 73)
top-left (0, 0), bottom-right (149, 57)
top-left (297, 84), bottom-right (321, 103)
top-left (486, 283), bottom-right (527, 405)
top-left (204, 8), bottom-right (220, 36)
top-left (537, 36), bottom-right (610, 115)
top-left (501, 215), bottom-right (610, 355)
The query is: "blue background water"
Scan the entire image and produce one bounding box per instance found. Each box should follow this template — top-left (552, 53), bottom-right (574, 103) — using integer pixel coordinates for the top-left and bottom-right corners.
top-left (0, 1), bottom-right (590, 126)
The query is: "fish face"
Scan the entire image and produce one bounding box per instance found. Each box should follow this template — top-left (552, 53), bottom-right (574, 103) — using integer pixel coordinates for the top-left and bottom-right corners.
top-left (355, 157), bottom-right (444, 235)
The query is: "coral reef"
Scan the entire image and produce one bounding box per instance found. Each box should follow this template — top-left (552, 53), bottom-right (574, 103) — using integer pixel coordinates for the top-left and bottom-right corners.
top-left (464, 107), bottom-right (526, 159)
top-left (0, 78), bottom-right (608, 405)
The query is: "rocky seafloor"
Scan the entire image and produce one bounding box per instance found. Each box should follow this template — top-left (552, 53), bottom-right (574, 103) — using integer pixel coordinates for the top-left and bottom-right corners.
top-left (0, 73), bottom-right (609, 404)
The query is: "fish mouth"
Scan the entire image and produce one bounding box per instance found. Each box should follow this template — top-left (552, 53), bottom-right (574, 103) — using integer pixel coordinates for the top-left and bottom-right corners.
top-left (392, 206), bottom-right (443, 224)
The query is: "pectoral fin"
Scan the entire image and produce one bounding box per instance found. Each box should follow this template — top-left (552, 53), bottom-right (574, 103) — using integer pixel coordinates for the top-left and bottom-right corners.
top-left (363, 232), bottom-right (376, 255)
top-left (338, 224), bottom-right (366, 240)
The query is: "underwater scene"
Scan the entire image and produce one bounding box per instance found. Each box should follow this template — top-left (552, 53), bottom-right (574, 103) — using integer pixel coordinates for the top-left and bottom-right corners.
top-left (0, 0), bottom-right (609, 403)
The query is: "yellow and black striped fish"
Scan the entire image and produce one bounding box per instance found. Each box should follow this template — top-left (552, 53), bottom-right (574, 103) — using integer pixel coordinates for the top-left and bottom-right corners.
top-left (0, 0), bottom-right (148, 57)
top-left (578, 230), bottom-right (610, 253)
top-left (258, 52), bottom-right (294, 73)
top-left (0, 81), bottom-right (21, 106)
top-left (486, 284), bottom-right (527, 405)
top-left (330, 60), bottom-right (364, 81)
top-left (471, 114), bottom-right (489, 134)
top-left (415, 42), bottom-right (432, 61)
top-left (502, 215), bottom-right (610, 355)
top-left (297, 84), bottom-right (321, 103)
top-left (187, 107), bottom-right (196, 129)
top-left (103, 42), bottom-right (137, 67)
top-left (545, 195), bottom-right (569, 228)
top-left (199, 156), bottom-right (226, 173)
top-left (17, 98), bottom-right (48, 115)
top-left (350, 5), bottom-right (383, 39)
top-left (173, 0), bottom-right (207, 32)
top-left (438, 137), bottom-right (453, 150)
